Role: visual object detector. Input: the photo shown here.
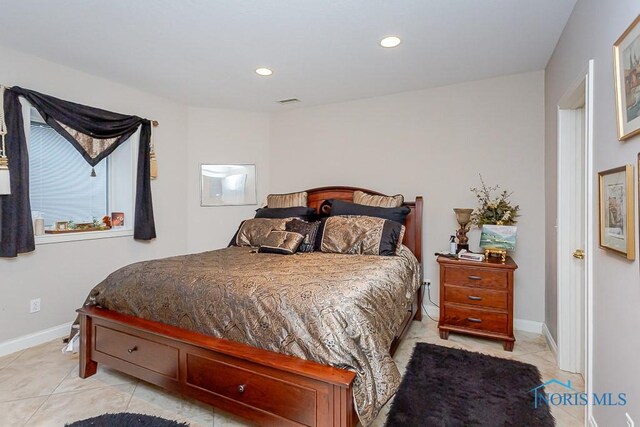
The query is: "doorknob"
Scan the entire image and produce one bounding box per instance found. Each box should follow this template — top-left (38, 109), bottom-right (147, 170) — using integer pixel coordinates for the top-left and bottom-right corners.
top-left (572, 249), bottom-right (585, 259)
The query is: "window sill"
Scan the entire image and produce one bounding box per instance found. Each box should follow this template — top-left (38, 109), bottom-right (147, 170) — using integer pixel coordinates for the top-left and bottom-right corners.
top-left (35, 228), bottom-right (133, 245)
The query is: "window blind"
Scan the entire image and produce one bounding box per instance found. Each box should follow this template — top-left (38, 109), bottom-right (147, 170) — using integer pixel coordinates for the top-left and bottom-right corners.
top-left (29, 123), bottom-right (108, 227)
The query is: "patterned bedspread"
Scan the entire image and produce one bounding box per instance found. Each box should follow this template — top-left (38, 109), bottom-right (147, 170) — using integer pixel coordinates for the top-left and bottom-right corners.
top-left (82, 245), bottom-right (421, 425)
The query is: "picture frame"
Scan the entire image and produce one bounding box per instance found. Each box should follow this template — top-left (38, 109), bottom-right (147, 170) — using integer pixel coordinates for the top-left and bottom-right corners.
top-left (200, 164), bottom-right (257, 206)
top-left (613, 15), bottom-right (640, 141)
top-left (598, 165), bottom-right (635, 260)
top-left (111, 212), bottom-right (125, 227)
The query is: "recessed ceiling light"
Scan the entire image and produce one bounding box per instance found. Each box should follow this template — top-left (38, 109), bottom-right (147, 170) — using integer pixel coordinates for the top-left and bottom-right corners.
top-left (255, 67), bottom-right (273, 76)
top-left (380, 36), bottom-right (401, 48)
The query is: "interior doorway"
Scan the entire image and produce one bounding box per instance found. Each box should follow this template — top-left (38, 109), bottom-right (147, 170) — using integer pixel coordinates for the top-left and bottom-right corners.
top-left (556, 60), bottom-right (594, 421)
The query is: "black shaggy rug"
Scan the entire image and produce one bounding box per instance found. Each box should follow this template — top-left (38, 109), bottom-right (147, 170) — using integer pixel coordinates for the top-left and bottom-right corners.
top-left (65, 413), bottom-right (190, 427)
top-left (385, 343), bottom-right (555, 426)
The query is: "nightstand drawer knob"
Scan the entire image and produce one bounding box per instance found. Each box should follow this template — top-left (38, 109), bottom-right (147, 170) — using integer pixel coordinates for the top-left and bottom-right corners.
top-left (467, 295), bottom-right (482, 301)
top-left (468, 275), bottom-right (482, 280)
top-left (237, 384), bottom-right (246, 394)
top-left (127, 346), bottom-right (137, 354)
top-left (466, 317), bottom-right (482, 323)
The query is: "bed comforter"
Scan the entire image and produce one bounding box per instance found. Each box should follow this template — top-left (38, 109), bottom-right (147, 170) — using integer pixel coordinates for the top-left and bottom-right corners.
top-left (81, 245), bottom-right (421, 425)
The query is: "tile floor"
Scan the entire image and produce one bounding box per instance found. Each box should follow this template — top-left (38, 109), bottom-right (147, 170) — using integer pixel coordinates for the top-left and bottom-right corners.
top-left (0, 316), bottom-right (584, 426)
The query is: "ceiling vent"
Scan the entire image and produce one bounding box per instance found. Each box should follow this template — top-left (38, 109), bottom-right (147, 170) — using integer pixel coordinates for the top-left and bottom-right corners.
top-left (277, 98), bottom-right (301, 105)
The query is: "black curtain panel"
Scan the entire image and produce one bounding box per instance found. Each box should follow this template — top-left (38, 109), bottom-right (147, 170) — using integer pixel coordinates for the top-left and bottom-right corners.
top-left (0, 90), bottom-right (35, 257)
top-left (0, 87), bottom-right (156, 257)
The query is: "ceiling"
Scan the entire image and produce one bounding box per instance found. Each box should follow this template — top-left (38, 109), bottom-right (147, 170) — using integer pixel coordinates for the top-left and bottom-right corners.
top-left (0, 1), bottom-right (576, 112)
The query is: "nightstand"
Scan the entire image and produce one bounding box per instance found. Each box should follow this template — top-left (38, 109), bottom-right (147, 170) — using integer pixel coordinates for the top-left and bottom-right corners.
top-left (437, 256), bottom-right (518, 351)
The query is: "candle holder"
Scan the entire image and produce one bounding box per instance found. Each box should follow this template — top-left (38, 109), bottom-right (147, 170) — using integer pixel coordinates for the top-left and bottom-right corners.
top-left (453, 208), bottom-right (474, 253)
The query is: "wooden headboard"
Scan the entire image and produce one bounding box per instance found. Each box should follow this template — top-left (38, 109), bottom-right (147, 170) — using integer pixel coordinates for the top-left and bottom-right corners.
top-left (305, 186), bottom-right (423, 263)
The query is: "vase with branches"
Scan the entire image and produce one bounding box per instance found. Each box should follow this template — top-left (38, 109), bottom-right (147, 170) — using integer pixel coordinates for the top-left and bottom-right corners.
top-left (470, 175), bottom-right (520, 226)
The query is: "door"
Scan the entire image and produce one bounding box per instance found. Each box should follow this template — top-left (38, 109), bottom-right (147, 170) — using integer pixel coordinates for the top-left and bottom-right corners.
top-left (557, 78), bottom-right (588, 375)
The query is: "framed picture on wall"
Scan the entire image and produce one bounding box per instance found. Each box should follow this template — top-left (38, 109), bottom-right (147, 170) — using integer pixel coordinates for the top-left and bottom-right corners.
top-left (200, 164), bottom-right (257, 206)
top-left (613, 15), bottom-right (640, 141)
top-left (598, 165), bottom-right (635, 260)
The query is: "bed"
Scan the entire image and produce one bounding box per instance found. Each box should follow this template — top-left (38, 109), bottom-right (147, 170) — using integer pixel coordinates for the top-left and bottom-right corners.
top-left (77, 186), bottom-right (423, 427)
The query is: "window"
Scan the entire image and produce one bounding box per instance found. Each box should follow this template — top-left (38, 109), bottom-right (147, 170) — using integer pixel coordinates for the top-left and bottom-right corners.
top-left (25, 106), bottom-right (137, 242)
top-left (29, 122), bottom-right (109, 227)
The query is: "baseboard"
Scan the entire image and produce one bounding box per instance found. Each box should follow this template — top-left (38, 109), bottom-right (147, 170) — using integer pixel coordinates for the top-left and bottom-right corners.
top-left (541, 323), bottom-right (558, 359)
top-left (0, 322), bottom-right (72, 357)
top-left (423, 305), bottom-right (543, 334)
top-left (589, 414), bottom-right (598, 427)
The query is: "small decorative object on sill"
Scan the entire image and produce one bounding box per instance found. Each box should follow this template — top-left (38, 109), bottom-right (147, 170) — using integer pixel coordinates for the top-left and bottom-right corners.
top-left (46, 217), bottom-right (111, 234)
top-left (453, 208), bottom-right (473, 253)
top-left (471, 174), bottom-right (520, 263)
top-left (480, 225), bottom-right (517, 263)
top-left (111, 212), bottom-right (125, 227)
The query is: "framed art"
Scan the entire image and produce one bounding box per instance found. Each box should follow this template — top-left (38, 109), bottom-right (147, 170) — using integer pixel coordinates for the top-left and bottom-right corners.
top-left (200, 164), bottom-right (257, 206)
top-left (598, 165), bottom-right (635, 260)
top-left (613, 15), bottom-right (640, 141)
top-left (111, 212), bottom-right (125, 227)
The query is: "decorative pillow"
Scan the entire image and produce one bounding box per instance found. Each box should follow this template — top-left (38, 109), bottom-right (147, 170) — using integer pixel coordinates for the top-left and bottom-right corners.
top-left (255, 206), bottom-right (316, 221)
top-left (267, 191), bottom-right (308, 208)
top-left (319, 215), bottom-right (405, 256)
top-left (233, 218), bottom-right (290, 247)
top-left (285, 219), bottom-right (321, 253)
top-left (258, 231), bottom-right (304, 255)
top-left (353, 190), bottom-right (404, 208)
top-left (330, 199), bottom-right (411, 225)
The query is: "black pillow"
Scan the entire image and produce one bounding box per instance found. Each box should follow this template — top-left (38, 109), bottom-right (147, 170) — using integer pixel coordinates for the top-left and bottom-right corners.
top-left (255, 207), bottom-right (316, 221)
top-left (285, 219), bottom-right (321, 253)
top-left (329, 199), bottom-right (410, 225)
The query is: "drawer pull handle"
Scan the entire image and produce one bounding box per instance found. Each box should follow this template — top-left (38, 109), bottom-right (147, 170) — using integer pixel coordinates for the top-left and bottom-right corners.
top-left (237, 384), bottom-right (246, 394)
top-left (468, 275), bottom-right (482, 280)
top-left (127, 346), bottom-right (138, 354)
top-left (466, 317), bottom-right (482, 323)
top-left (467, 295), bottom-right (482, 301)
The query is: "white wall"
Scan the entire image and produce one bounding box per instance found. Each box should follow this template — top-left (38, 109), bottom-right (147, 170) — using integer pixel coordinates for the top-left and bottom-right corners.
top-left (0, 46), bottom-right (189, 343)
top-left (270, 71), bottom-right (546, 325)
top-left (545, 0), bottom-right (640, 424)
top-left (186, 107), bottom-right (270, 253)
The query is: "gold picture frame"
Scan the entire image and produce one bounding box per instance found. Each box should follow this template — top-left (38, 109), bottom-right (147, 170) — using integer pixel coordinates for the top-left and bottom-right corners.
top-left (598, 165), bottom-right (635, 260)
top-left (613, 15), bottom-right (640, 141)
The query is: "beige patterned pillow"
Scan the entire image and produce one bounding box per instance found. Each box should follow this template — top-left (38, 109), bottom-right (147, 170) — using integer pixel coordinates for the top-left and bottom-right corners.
top-left (320, 215), bottom-right (405, 256)
top-left (353, 190), bottom-right (404, 208)
top-left (234, 218), bottom-right (290, 247)
top-left (267, 191), bottom-right (308, 208)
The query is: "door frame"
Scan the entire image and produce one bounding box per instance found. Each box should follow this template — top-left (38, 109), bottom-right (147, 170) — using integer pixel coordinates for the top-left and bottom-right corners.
top-left (556, 59), bottom-right (594, 422)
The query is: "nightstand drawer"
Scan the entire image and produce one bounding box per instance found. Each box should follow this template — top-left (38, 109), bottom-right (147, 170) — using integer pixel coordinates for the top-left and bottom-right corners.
top-left (444, 266), bottom-right (507, 289)
top-left (444, 285), bottom-right (508, 310)
top-left (443, 305), bottom-right (508, 334)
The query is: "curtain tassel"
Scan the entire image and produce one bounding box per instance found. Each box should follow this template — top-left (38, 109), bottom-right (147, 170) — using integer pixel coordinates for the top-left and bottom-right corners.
top-left (90, 167), bottom-right (96, 177)
top-left (0, 85), bottom-right (11, 195)
top-left (149, 122), bottom-right (157, 180)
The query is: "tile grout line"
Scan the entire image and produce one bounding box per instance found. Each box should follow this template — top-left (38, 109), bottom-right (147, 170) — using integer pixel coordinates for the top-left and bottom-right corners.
top-left (124, 381), bottom-right (139, 412)
top-left (22, 393), bottom-right (52, 426)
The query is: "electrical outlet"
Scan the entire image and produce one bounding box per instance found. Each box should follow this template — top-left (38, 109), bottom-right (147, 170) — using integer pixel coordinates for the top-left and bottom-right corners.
top-left (626, 413), bottom-right (634, 427)
top-left (29, 298), bottom-right (41, 313)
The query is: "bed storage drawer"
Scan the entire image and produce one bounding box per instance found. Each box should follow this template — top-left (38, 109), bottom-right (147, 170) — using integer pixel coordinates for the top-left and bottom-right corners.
top-left (94, 325), bottom-right (179, 379)
top-left (186, 353), bottom-right (316, 426)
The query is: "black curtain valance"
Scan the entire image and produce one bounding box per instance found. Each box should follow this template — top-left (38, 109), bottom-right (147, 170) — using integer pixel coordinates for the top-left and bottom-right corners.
top-left (0, 87), bottom-right (156, 257)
